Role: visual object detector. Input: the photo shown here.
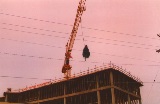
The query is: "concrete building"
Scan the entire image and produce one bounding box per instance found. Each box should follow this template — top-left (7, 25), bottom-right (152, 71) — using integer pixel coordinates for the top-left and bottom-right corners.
top-left (2, 63), bottom-right (143, 104)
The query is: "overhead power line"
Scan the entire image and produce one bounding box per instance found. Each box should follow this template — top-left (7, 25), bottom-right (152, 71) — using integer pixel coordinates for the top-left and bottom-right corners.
top-left (0, 37), bottom-right (64, 49)
top-left (0, 12), bottom-right (158, 40)
top-left (0, 51), bottom-right (99, 64)
top-left (1, 23), bottom-right (159, 49)
top-left (0, 72), bottom-right (159, 85)
top-left (0, 75), bottom-right (160, 84)
top-left (1, 27), bottom-right (68, 38)
top-left (0, 34), bottom-right (157, 51)
top-left (1, 50), bottom-right (160, 64)
top-left (92, 52), bottom-right (160, 64)
top-left (84, 39), bottom-right (155, 50)
top-left (0, 12), bottom-right (72, 26)
top-left (0, 51), bottom-right (63, 60)
top-left (1, 27), bottom-right (158, 50)
top-left (0, 75), bottom-right (51, 80)
top-left (1, 22), bottom-right (70, 35)
top-left (84, 36), bottom-right (159, 48)
top-left (1, 37), bottom-right (160, 65)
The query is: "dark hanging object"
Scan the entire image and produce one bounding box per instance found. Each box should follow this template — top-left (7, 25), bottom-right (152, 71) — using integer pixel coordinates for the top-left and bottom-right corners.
top-left (83, 45), bottom-right (90, 61)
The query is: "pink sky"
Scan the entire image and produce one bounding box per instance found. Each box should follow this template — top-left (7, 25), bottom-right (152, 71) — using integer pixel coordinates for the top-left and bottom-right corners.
top-left (0, 0), bottom-right (160, 103)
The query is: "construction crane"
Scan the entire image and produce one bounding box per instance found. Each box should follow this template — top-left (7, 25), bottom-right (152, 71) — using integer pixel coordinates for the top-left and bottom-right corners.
top-left (62, 0), bottom-right (88, 79)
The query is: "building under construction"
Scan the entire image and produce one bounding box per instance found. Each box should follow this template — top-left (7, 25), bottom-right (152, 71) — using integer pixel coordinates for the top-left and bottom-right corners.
top-left (2, 63), bottom-right (143, 104)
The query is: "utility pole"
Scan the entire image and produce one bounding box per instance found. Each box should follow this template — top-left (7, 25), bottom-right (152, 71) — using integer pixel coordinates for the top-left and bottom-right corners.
top-left (156, 33), bottom-right (160, 53)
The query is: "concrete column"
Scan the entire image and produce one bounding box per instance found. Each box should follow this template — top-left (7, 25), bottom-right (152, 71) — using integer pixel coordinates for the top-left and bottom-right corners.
top-left (37, 90), bottom-right (40, 104)
top-left (139, 99), bottom-right (142, 104)
top-left (64, 97), bottom-right (66, 104)
top-left (64, 83), bottom-right (67, 104)
top-left (138, 88), bottom-right (142, 104)
top-left (111, 88), bottom-right (115, 104)
top-left (110, 71), bottom-right (115, 104)
top-left (126, 80), bottom-right (131, 104)
top-left (5, 94), bottom-right (8, 102)
top-left (96, 75), bottom-right (101, 104)
top-left (97, 91), bottom-right (101, 104)
top-left (128, 94), bottom-right (131, 104)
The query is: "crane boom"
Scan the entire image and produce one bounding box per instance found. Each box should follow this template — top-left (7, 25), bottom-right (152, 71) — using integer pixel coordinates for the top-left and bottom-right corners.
top-left (62, 0), bottom-right (86, 79)
top-left (68, 0), bottom-right (86, 51)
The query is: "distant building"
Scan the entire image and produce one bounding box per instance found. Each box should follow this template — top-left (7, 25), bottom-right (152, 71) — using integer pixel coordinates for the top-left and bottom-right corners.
top-left (2, 63), bottom-right (143, 104)
top-left (0, 96), bottom-right (5, 102)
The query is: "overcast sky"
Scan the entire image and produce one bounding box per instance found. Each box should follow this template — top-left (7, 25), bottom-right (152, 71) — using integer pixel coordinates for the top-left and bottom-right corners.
top-left (0, 0), bottom-right (160, 103)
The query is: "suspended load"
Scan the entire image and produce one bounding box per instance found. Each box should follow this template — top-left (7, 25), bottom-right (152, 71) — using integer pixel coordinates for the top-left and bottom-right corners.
top-left (83, 45), bottom-right (90, 61)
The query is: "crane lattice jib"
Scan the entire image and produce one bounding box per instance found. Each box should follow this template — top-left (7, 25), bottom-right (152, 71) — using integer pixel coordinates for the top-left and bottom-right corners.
top-left (62, 0), bottom-right (86, 78)
top-left (67, 0), bottom-right (86, 51)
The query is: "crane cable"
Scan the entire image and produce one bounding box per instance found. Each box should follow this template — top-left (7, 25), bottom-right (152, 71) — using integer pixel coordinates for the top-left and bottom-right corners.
top-left (80, 19), bottom-right (90, 61)
top-left (80, 19), bottom-right (85, 46)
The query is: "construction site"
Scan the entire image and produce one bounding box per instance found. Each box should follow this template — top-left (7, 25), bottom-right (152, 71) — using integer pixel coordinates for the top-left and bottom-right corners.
top-left (0, 0), bottom-right (147, 104)
top-left (2, 63), bottom-right (143, 104)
